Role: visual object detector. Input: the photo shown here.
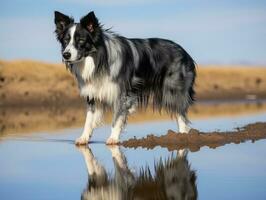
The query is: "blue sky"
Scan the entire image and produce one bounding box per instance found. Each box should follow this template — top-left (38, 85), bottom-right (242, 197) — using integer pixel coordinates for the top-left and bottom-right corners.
top-left (0, 0), bottom-right (266, 65)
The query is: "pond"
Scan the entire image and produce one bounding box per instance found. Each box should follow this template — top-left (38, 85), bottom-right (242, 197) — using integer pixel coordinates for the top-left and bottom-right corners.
top-left (0, 102), bottom-right (266, 200)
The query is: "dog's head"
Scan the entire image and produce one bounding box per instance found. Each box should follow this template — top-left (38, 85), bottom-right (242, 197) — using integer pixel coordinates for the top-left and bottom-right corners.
top-left (54, 11), bottom-right (100, 63)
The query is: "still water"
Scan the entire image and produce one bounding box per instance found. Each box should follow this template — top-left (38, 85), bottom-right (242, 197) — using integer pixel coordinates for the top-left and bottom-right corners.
top-left (0, 111), bottom-right (266, 199)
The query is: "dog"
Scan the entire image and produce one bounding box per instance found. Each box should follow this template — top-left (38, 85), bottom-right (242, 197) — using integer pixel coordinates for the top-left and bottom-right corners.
top-left (54, 11), bottom-right (196, 145)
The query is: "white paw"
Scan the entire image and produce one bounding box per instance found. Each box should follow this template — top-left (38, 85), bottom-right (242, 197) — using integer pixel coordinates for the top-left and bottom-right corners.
top-left (106, 137), bottom-right (119, 145)
top-left (75, 136), bottom-right (89, 146)
top-left (179, 126), bottom-right (191, 134)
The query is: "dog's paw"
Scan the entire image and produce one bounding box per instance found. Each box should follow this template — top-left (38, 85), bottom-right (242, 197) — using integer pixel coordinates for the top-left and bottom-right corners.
top-left (75, 136), bottom-right (89, 146)
top-left (106, 137), bottom-right (119, 145)
top-left (179, 127), bottom-right (191, 134)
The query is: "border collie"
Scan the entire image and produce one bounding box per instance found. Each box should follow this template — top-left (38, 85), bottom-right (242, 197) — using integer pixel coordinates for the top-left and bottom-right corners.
top-left (54, 11), bottom-right (196, 145)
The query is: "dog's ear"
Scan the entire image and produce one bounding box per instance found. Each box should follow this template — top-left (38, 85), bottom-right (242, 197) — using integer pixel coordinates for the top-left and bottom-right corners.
top-left (54, 11), bottom-right (73, 39)
top-left (80, 11), bottom-right (99, 33)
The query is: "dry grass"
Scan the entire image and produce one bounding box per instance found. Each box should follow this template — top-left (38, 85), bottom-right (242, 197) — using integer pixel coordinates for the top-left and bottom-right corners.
top-left (196, 65), bottom-right (266, 100)
top-left (0, 60), bottom-right (81, 106)
top-left (0, 60), bottom-right (266, 106)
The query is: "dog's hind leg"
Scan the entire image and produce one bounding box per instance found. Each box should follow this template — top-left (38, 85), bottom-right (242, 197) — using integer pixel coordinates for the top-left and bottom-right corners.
top-left (75, 99), bottom-right (103, 145)
top-left (176, 114), bottom-right (191, 133)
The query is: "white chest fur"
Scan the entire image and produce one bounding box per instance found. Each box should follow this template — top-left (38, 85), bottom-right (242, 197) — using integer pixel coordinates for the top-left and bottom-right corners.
top-left (73, 56), bottom-right (120, 104)
top-left (80, 76), bottom-right (119, 104)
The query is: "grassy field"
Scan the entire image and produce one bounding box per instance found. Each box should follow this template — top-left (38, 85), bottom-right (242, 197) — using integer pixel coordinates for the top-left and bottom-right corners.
top-left (0, 60), bottom-right (266, 106)
top-left (0, 60), bottom-right (80, 106)
top-left (196, 65), bottom-right (266, 100)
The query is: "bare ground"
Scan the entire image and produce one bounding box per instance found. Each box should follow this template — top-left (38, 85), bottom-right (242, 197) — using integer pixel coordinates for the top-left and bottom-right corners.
top-left (122, 122), bottom-right (266, 152)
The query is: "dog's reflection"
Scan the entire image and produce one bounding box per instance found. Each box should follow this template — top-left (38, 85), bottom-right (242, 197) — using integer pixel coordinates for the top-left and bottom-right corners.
top-left (77, 146), bottom-right (197, 200)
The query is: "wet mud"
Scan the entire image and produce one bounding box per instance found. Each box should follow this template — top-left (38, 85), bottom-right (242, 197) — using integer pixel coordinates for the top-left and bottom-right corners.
top-left (122, 122), bottom-right (266, 152)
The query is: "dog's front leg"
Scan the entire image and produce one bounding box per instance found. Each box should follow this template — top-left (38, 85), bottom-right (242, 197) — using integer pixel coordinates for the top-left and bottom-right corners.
top-left (106, 97), bottom-right (128, 145)
top-left (75, 98), bottom-right (103, 145)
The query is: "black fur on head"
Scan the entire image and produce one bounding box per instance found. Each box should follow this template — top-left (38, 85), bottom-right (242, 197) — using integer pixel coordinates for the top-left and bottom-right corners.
top-left (54, 11), bottom-right (74, 41)
top-left (80, 11), bottom-right (102, 44)
top-left (79, 12), bottom-right (108, 71)
top-left (80, 12), bottom-right (99, 33)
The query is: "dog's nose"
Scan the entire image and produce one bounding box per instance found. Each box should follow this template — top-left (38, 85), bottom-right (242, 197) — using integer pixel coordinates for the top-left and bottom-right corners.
top-left (63, 52), bottom-right (71, 60)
